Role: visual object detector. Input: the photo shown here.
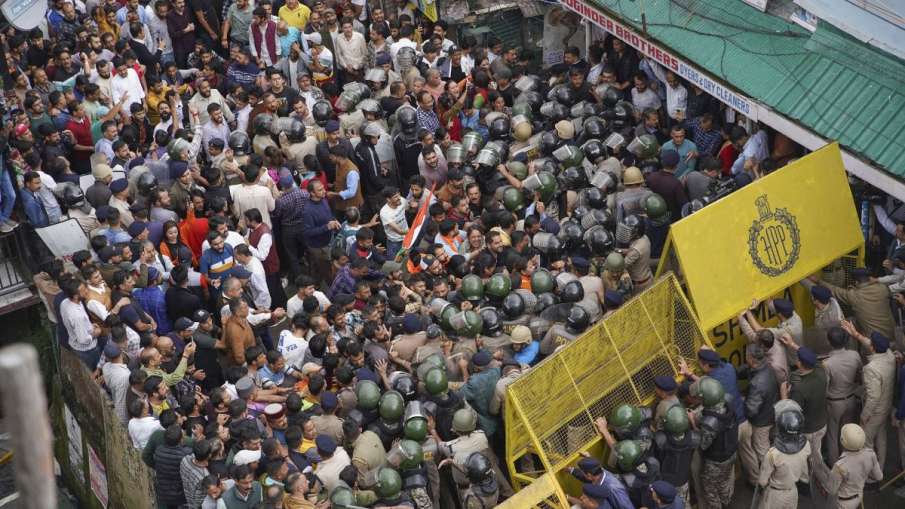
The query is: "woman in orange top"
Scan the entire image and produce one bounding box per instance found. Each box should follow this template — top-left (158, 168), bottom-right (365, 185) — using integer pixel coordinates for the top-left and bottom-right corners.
top-left (160, 221), bottom-right (193, 267)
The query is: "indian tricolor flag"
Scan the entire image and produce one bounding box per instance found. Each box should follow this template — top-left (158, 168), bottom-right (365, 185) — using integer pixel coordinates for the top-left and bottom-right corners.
top-left (402, 183), bottom-right (436, 252)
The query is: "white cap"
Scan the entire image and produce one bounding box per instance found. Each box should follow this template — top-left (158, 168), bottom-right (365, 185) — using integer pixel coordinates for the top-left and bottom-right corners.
top-left (233, 449), bottom-right (262, 466)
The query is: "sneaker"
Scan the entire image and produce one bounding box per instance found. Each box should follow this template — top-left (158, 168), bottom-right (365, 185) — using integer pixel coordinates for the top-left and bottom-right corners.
top-left (0, 223), bottom-right (13, 233)
top-left (281, 277), bottom-right (289, 289)
top-left (4, 219), bottom-right (18, 228)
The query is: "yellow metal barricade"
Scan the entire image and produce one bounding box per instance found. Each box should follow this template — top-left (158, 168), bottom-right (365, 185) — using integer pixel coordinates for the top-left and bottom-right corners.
top-left (504, 273), bottom-right (711, 507)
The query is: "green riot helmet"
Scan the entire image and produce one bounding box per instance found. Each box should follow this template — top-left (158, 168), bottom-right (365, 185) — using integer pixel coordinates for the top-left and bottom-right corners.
top-left (423, 367), bottom-right (448, 396)
top-left (691, 376), bottom-right (725, 408)
top-left (441, 304), bottom-right (459, 332)
top-left (375, 467), bottom-right (403, 499)
top-left (501, 292), bottom-right (526, 319)
top-left (378, 390), bottom-right (405, 421)
top-left (663, 405), bottom-right (689, 436)
top-left (451, 310), bottom-right (483, 338)
top-left (452, 406), bottom-right (478, 434)
top-left (396, 439), bottom-right (424, 470)
top-left (604, 252), bottom-right (625, 273)
top-left (537, 171), bottom-right (558, 202)
top-left (403, 415), bottom-right (429, 442)
top-left (416, 352), bottom-right (447, 381)
top-left (447, 143), bottom-right (466, 165)
top-left (330, 486), bottom-right (356, 507)
top-left (461, 131), bottom-right (485, 158)
top-left (531, 269), bottom-right (555, 295)
top-left (506, 161), bottom-right (528, 181)
top-left (511, 102), bottom-right (533, 121)
top-left (502, 186), bottom-right (524, 212)
top-left (356, 380), bottom-right (381, 410)
top-left (552, 144), bottom-right (585, 169)
top-left (643, 193), bottom-right (670, 227)
top-left (609, 404), bottom-right (642, 437)
top-left (460, 274), bottom-right (485, 303)
top-left (485, 273), bottom-right (512, 300)
top-left (613, 440), bottom-right (643, 472)
top-left (628, 133), bottom-right (661, 160)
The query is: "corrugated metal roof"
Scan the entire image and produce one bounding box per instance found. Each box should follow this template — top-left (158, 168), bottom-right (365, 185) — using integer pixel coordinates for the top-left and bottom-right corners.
top-left (589, 0), bottom-right (905, 177)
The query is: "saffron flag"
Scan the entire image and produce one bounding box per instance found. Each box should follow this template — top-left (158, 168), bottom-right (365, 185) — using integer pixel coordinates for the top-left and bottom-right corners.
top-left (402, 184), bottom-right (436, 251)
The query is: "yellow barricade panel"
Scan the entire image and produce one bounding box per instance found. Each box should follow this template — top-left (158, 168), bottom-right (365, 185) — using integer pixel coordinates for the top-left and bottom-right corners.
top-left (505, 274), bottom-right (711, 500)
top-left (664, 143), bottom-right (862, 332)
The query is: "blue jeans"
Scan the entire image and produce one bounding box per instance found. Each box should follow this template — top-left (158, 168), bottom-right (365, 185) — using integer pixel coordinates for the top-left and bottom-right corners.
top-left (386, 240), bottom-right (403, 261)
top-left (0, 167), bottom-right (15, 223)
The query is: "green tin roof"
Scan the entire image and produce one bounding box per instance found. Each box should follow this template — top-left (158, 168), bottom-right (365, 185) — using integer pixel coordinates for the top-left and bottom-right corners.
top-left (588, 0), bottom-right (905, 177)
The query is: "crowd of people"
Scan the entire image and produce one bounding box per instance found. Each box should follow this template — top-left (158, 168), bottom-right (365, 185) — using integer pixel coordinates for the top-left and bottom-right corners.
top-left (4, 0), bottom-right (905, 508)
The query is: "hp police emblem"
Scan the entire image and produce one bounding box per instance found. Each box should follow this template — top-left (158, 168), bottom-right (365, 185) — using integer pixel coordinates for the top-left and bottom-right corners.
top-left (748, 195), bottom-right (800, 277)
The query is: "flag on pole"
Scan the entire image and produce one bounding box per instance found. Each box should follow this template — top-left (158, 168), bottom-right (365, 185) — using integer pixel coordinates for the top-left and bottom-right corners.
top-left (402, 183), bottom-right (436, 251)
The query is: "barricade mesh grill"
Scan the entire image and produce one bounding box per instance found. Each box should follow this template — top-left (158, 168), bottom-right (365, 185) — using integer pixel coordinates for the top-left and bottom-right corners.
top-left (506, 273), bottom-right (711, 480)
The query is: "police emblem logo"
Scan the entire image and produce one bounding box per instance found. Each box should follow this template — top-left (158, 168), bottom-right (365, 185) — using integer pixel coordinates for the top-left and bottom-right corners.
top-left (748, 195), bottom-right (801, 276)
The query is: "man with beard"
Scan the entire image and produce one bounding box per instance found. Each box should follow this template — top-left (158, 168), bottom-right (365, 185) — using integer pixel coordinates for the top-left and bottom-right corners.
top-left (277, 41), bottom-right (307, 92)
top-left (266, 70), bottom-right (299, 115)
top-left (189, 79), bottom-right (235, 126)
top-left (166, 0), bottom-right (196, 68)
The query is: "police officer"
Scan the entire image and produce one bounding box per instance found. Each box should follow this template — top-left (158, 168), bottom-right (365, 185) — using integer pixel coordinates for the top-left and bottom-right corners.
top-left (422, 366), bottom-right (465, 441)
top-left (645, 480), bottom-right (683, 509)
top-left (457, 452), bottom-right (499, 509)
top-left (430, 407), bottom-right (488, 487)
top-left (565, 457), bottom-right (634, 509)
top-left (612, 439), bottom-right (660, 507)
top-left (841, 320), bottom-right (896, 472)
top-left (369, 390), bottom-right (405, 449)
top-left (652, 375), bottom-right (680, 430)
top-left (387, 439), bottom-right (431, 509)
top-left (373, 467), bottom-right (413, 508)
top-left (691, 376), bottom-right (739, 509)
top-left (653, 405), bottom-right (699, 507)
top-left (356, 379), bottom-right (382, 429)
top-left (814, 423), bottom-right (883, 508)
top-left (780, 346), bottom-right (828, 465)
top-left (756, 406), bottom-right (811, 508)
top-left (540, 304), bottom-right (589, 355)
top-left (737, 343), bottom-right (778, 488)
top-left (821, 326), bottom-right (862, 465)
top-left (615, 214), bottom-right (652, 294)
top-left (477, 307), bottom-right (512, 353)
top-left (343, 414), bottom-right (387, 489)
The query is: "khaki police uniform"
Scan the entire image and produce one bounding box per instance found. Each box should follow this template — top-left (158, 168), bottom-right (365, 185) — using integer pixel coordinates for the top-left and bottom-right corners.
top-left (861, 350), bottom-right (896, 469)
top-left (757, 443), bottom-right (811, 508)
top-left (352, 430), bottom-right (387, 487)
top-left (540, 323), bottom-right (578, 356)
top-left (817, 449), bottom-right (883, 508)
top-left (822, 348), bottom-right (862, 465)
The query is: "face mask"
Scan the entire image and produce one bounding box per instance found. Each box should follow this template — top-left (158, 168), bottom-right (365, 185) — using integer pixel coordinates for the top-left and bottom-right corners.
top-left (160, 112), bottom-right (172, 121)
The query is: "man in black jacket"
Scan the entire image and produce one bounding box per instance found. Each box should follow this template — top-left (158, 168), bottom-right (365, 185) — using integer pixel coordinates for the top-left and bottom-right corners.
top-left (153, 424), bottom-right (192, 508)
top-left (127, 22), bottom-right (164, 71)
top-left (737, 342), bottom-right (778, 487)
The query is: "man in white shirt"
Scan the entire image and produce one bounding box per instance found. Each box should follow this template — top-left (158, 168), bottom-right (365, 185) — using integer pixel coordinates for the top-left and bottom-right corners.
top-left (189, 79), bottom-right (236, 125)
top-left (128, 399), bottom-right (163, 449)
top-left (631, 72), bottom-right (660, 114)
top-left (59, 278), bottom-right (102, 367)
top-left (389, 24), bottom-right (417, 70)
top-left (201, 103), bottom-right (231, 157)
top-left (379, 187), bottom-right (409, 261)
top-left (277, 315), bottom-right (309, 370)
top-left (335, 17), bottom-right (368, 81)
top-left (286, 274), bottom-right (331, 319)
top-left (102, 343), bottom-right (132, 423)
top-left (90, 60), bottom-right (115, 104)
top-left (234, 247), bottom-right (271, 310)
top-left (731, 128), bottom-right (769, 175)
top-left (110, 58), bottom-right (145, 116)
